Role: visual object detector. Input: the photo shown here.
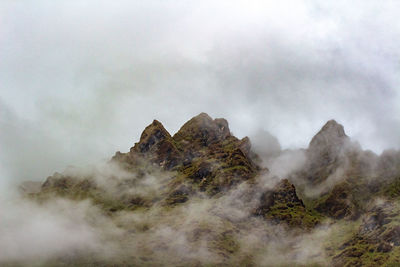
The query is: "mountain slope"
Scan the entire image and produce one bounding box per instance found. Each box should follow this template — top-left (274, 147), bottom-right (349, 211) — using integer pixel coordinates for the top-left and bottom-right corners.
top-left (16, 113), bottom-right (400, 266)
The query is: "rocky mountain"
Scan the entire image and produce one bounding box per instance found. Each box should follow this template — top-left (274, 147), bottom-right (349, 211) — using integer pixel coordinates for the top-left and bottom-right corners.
top-left (17, 113), bottom-right (400, 266)
top-left (111, 112), bottom-right (260, 199)
top-left (303, 119), bottom-right (353, 185)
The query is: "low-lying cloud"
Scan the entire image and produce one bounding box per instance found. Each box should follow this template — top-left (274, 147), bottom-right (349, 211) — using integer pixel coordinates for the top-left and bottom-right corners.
top-left (1, 1), bottom-right (400, 186)
top-left (1, 1), bottom-right (400, 265)
top-left (0, 160), bottom-right (335, 266)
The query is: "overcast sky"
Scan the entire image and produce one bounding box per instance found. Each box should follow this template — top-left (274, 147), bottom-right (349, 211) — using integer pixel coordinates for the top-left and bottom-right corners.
top-left (1, 0), bottom-right (400, 186)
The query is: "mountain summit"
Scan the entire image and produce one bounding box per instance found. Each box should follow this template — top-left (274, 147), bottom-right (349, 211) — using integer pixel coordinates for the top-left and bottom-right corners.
top-left (173, 112), bottom-right (231, 147)
top-left (20, 114), bottom-right (400, 267)
top-left (112, 113), bottom-right (260, 197)
top-left (308, 119), bottom-right (349, 157)
top-left (303, 120), bottom-right (353, 185)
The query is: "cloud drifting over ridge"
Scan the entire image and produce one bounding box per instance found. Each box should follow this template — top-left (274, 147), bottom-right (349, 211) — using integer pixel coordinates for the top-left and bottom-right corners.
top-left (0, 0), bottom-right (400, 183)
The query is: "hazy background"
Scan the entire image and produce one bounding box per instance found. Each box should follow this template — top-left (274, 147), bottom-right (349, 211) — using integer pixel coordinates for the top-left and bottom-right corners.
top-left (1, 0), bottom-right (400, 187)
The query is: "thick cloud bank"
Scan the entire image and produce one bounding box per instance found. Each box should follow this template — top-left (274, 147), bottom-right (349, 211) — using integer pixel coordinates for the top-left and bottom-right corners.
top-left (1, 1), bottom-right (400, 185)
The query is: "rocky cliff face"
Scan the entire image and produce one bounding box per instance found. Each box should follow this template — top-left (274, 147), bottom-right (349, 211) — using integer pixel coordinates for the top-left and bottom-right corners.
top-left (304, 120), bottom-right (352, 184)
top-left (21, 114), bottom-right (400, 266)
top-left (111, 113), bottom-right (260, 198)
top-left (112, 119), bottom-right (181, 170)
top-left (309, 120), bottom-right (348, 155)
top-left (254, 179), bottom-right (320, 228)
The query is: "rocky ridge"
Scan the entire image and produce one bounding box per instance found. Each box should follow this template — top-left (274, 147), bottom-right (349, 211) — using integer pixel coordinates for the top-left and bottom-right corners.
top-left (24, 113), bottom-right (400, 266)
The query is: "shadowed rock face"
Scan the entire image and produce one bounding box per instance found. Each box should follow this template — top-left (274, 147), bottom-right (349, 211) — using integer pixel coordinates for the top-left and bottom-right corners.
top-left (134, 120), bottom-right (171, 154)
top-left (296, 120), bottom-right (400, 224)
top-left (332, 201), bottom-right (400, 267)
top-left (309, 120), bottom-right (348, 149)
top-left (169, 113), bottom-right (260, 196)
top-left (17, 114), bottom-right (400, 266)
top-left (173, 112), bottom-right (231, 149)
top-left (295, 121), bottom-right (372, 220)
top-left (255, 179), bottom-right (305, 215)
top-left (111, 113), bottom-right (260, 196)
top-left (111, 119), bottom-right (181, 170)
top-left (314, 182), bottom-right (355, 219)
top-left (253, 179), bottom-right (320, 228)
top-left (300, 120), bottom-right (354, 186)
top-left (308, 120), bottom-right (349, 165)
top-left (131, 119), bottom-right (181, 169)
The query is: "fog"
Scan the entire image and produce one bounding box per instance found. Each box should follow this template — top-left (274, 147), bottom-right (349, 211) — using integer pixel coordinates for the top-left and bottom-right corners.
top-left (0, 160), bottom-right (336, 266)
top-left (1, 1), bottom-right (400, 265)
top-left (1, 1), bottom-right (400, 185)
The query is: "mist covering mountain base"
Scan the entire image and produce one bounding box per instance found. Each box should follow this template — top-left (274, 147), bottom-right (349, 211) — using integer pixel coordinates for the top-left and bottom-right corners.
top-left (8, 113), bottom-right (400, 266)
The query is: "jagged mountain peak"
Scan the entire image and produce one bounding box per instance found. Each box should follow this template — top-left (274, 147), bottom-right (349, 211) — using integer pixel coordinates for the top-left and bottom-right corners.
top-left (181, 112), bottom-right (215, 127)
top-left (309, 119), bottom-right (349, 153)
top-left (303, 120), bottom-right (352, 185)
top-left (319, 119), bottom-right (346, 136)
top-left (133, 119), bottom-right (172, 154)
top-left (173, 113), bottom-right (231, 146)
top-left (109, 118), bottom-right (181, 170)
top-left (19, 113), bottom-right (400, 267)
top-left (192, 112), bottom-right (213, 120)
top-left (111, 113), bottom-right (259, 193)
top-left (150, 119), bottom-right (166, 129)
top-left (140, 119), bottom-right (169, 139)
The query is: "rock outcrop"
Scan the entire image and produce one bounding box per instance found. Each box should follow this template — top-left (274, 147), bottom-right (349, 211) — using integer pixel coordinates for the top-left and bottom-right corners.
top-left (22, 115), bottom-right (400, 267)
top-left (42, 113), bottom-right (262, 206)
top-left (304, 120), bottom-right (352, 184)
top-left (254, 179), bottom-right (319, 228)
top-left (173, 113), bottom-right (231, 149)
top-left (308, 120), bottom-right (349, 158)
top-left (112, 120), bottom-right (181, 170)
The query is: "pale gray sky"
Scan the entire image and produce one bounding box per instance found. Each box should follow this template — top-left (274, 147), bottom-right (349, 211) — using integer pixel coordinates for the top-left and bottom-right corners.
top-left (1, 0), bottom-right (400, 186)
